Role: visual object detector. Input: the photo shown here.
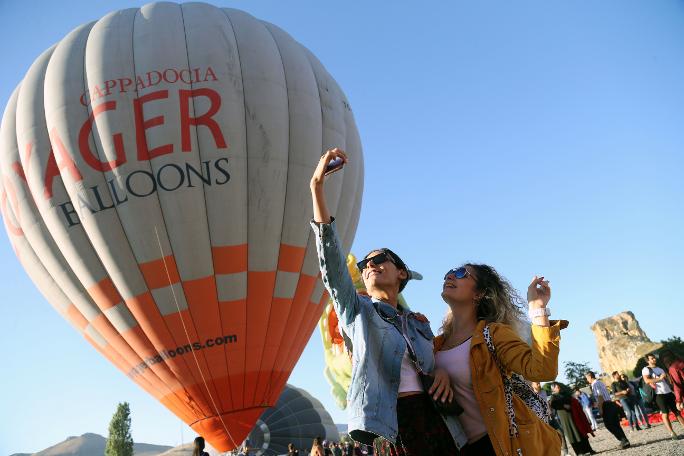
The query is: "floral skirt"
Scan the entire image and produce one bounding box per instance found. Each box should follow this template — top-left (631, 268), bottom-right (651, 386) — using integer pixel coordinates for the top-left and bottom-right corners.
top-left (373, 393), bottom-right (459, 456)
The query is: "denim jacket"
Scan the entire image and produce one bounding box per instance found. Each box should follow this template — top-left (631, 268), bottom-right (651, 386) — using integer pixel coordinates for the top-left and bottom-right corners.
top-left (312, 219), bottom-right (467, 448)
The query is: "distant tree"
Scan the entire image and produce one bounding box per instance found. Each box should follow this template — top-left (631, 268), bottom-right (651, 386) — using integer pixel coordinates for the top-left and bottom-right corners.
top-left (632, 336), bottom-right (684, 378)
top-left (662, 336), bottom-right (684, 358)
top-left (105, 402), bottom-right (134, 456)
top-left (563, 361), bottom-right (592, 389)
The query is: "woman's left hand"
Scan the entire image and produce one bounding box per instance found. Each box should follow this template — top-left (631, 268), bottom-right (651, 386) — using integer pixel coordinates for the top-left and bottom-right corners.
top-left (429, 368), bottom-right (454, 403)
top-left (527, 275), bottom-right (551, 308)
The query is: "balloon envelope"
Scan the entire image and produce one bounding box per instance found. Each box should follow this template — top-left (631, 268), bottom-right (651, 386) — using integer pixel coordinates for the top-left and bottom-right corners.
top-left (0, 2), bottom-right (362, 451)
top-left (246, 384), bottom-right (340, 456)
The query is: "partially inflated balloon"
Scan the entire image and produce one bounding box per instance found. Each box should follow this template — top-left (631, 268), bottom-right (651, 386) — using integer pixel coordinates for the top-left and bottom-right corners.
top-left (318, 254), bottom-right (408, 409)
top-left (0, 3), bottom-right (362, 451)
top-left (246, 384), bottom-right (339, 455)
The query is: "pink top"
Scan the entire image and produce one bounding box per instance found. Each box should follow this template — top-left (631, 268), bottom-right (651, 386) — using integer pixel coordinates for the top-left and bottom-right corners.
top-left (398, 351), bottom-right (424, 393)
top-left (435, 338), bottom-right (488, 443)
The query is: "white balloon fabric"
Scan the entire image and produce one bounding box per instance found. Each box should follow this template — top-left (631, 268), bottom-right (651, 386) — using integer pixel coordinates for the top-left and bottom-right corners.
top-left (0, 3), bottom-right (362, 451)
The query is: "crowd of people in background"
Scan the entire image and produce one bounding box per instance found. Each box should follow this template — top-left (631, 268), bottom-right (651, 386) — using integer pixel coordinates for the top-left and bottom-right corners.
top-left (533, 352), bottom-right (684, 456)
top-left (200, 345), bottom-right (684, 456)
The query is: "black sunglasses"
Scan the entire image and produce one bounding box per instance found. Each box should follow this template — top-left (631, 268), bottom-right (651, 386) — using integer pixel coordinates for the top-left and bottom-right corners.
top-left (357, 252), bottom-right (394, 271)
top-left (444, 267), bottom-right (476, 282)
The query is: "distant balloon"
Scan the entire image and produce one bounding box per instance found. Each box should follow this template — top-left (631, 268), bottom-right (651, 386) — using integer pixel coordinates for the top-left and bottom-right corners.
top-left (318, 254), bottom-right (408, 409)
top-left (0, 2), bottom-right (362, 451)
top-left (246, 384), bottom-right (340, 456)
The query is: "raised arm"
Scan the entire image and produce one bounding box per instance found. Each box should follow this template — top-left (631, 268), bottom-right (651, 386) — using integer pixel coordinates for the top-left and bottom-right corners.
top-left (490, 275), bottom-right (562, 381)
top-left (311, 148), bottom-right (347, 224)
top-left (310, 149), bottom-right (361, 327)
top-left (491, 321), bottom-right (564, 382)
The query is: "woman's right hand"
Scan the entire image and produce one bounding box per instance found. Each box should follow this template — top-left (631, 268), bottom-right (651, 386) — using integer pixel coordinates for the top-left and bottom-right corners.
top-left (311, 148), bottom-right (347, 223)
top-left (429, 367), bottom-right (455, 403)
top-left (310, 148), bottom-right (348, 189)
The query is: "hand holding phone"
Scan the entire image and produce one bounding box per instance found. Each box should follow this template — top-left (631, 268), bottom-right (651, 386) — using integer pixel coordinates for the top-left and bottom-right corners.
top-left (311, 148), bottom-right (348, 189)
top-left (324, 156), bottom-right (345, 175)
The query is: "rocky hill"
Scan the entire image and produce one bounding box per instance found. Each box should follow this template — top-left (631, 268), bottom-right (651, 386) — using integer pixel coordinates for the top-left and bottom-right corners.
top-left (157, 443), bottom-right (194, 456)
top-left (10, 433), bottom-right (172, 456)
top-left (591, 311), bottom-right (662, 375)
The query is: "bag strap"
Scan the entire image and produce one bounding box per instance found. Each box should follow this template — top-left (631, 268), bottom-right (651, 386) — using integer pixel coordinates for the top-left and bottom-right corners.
top-left (483, 324), bottom-right (519, 437)
top-left (373, 303), bottom-right (425, 374)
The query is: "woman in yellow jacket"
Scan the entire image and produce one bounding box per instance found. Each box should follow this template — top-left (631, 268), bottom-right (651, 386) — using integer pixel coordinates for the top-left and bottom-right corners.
top-left (432, 264), bottom-right (566, 456)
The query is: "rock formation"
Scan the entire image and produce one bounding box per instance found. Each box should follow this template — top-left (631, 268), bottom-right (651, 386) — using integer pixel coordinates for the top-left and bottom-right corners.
top-left (590, 311), bottom-right (662, 376)
top-left (10, 433), bottom-right (172, 456)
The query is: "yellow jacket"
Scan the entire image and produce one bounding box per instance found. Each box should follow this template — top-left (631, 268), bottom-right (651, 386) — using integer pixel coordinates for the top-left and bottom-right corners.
top-left (435, 319), bottom-right (568, 456)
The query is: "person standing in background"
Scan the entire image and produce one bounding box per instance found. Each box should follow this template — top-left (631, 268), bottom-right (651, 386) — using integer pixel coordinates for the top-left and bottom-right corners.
top-left (574, 387), bottom-right (598, 431)
top-left (619, 373), bottom-right (650, 429)
top-left (585, 371), bottom-right (630, 449)
top-left (661, 350), bottom-right (684, 412)
top-left (642, 353), bottom-right (684, 440)
top-left (611, 371), bottom-right (642, 432)
top-left (549, 383), bottom-right (596, 455)
top-left (192, 437), bottom-right (210, 456)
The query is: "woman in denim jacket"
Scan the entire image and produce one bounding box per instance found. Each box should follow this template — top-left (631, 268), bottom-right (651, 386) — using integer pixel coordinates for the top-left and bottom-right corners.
top-left (310, 148), bottom-right (466, 455)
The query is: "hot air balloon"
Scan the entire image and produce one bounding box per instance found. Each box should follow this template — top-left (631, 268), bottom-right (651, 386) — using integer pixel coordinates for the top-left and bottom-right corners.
top-left (0, 2), bottom-right (362, 451)
top-left (318, 254), bottom-right (409, 410)
top-left (245, 384), bottom-right (340, 456)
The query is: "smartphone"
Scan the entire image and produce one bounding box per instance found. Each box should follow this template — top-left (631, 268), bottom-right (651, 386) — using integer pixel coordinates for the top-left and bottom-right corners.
top-left (324, 157), bottom-right (345, 175)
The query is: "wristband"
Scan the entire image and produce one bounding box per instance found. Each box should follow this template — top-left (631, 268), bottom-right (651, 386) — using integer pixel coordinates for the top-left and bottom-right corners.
top-left (529, 307), bottom-right (551, 319)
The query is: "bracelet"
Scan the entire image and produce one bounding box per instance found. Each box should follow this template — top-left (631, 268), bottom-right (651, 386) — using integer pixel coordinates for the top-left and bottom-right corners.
top-left (529, 307), bottom-right (551, 318)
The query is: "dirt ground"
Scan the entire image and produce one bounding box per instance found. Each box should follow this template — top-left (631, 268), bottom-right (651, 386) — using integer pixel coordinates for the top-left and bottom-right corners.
top-left (565, 421), bottom-right (684, 455)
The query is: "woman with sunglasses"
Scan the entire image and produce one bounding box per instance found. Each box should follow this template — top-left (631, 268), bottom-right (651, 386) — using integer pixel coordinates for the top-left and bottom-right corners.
top-left (434, 264), bottom-right (566, 456)
top-left (310, 148), bottom-right (467, 455)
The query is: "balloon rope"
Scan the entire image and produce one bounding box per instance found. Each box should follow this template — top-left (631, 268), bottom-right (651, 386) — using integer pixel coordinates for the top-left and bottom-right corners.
top-left (154, 226), bottom-right (238, 449)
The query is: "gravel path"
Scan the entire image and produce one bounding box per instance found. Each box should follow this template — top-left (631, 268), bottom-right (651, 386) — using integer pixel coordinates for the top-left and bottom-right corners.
top-left (567, 421), bottom-right (684, 455)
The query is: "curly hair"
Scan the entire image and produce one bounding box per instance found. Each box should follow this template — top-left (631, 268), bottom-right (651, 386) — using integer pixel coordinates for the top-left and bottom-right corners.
top-left (440, 263), bottom-right (528, 339)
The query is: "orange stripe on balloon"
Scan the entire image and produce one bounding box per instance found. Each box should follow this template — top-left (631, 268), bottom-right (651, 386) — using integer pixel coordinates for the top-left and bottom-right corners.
top-left (182, 276), bottom-right (232, 412)
top-left (139, 255), bottom-right (181, 289)
top-left (125, 292), bottom-right (216, 418)
top-left (83, 333), bottom-right (157, 397)
top-left (212, 245), bottom-right (248, 274)
top-left (190, 406), bottom-right (266, 452)
top-left (253, 296), bottom-right (292, 405)
top-left (88, 316), bottom-right (183, 402)
top-left (159, 395), bottom-right (196, 427)
top-left (87, 277), bottom-right (121, 310)
top-left (66, 304), bottom-right (89, 330)
top-left (277, 287), bottom-right (329, 397)
top-left (269, 274), bottom-right (317, 394)
top-left (219, 298), bottom-right (246, 410)
top-left (277, 244), bottom-right (306, 272)
top-left (243, 271), bottom-right (276, 406)
top-left (163, 308), bottom-right (225, 416)
top-left (85, 331), bottom-right (194, 424)
top-left (182, 276), bottom-right (218, 316)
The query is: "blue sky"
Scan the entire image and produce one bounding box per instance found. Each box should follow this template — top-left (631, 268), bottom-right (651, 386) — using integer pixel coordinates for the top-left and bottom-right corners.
top-left (1, 1), bottom-right (683, 454)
